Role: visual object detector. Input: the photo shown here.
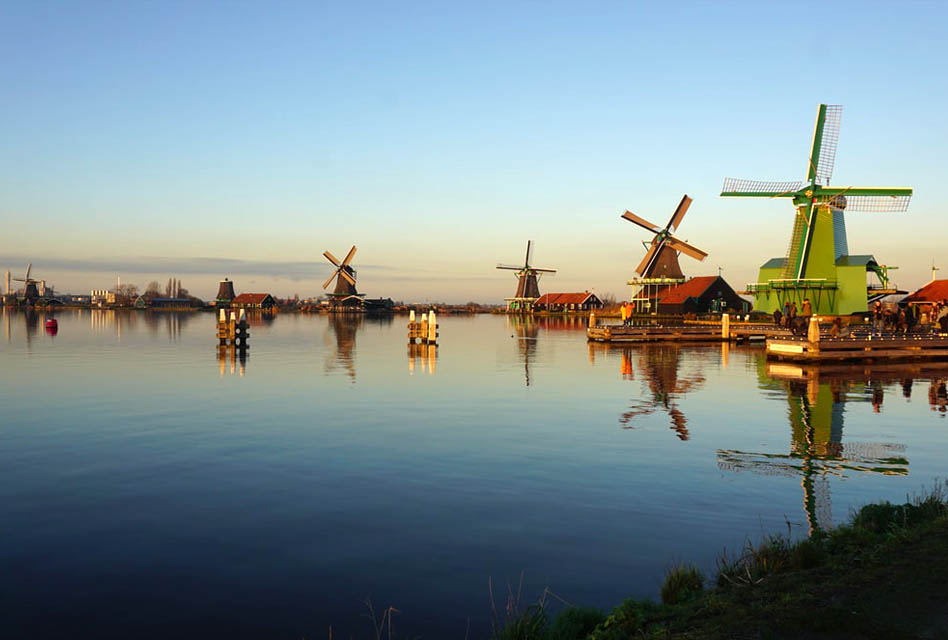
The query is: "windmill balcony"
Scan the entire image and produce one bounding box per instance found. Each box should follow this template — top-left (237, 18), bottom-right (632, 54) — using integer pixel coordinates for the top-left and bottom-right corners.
top-left (747, 279), bottom-right (839, 294)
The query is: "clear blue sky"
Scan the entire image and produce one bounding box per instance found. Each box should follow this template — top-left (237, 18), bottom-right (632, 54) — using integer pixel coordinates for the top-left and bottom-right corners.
top-left (1, 0), bottom-right (945, 302)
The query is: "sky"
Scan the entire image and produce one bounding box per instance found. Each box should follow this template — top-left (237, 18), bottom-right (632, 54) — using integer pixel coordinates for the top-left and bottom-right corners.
top-left (1, 0), bottom-right (946, 303)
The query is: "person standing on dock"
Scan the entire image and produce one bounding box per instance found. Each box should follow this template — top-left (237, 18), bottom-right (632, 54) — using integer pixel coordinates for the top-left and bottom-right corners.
top-left (801, 298), bottom-right (812, 319)
top-left (625, 301), bottom-right (633, 326)
top-left (620, 302), bottom-right (627, 327)
top-left (783, 301), bottom-right (791, 328)
top-left (872, 300), bottom-right (883, 335)
top-left (773, 308), bottom-right (782, 327)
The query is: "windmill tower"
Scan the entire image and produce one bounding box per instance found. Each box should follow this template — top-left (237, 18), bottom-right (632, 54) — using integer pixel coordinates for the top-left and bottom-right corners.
top-left (12, 264), bottom-right (41, 304)
top-left (322, 245), bottom-right (364, 309)
top-left (496, 240), bottom-right (556, 313)
top-left (216, 278), bottom-right (236, 305)
top-left (721, 104), bottom-right (913, 315)
top-left (622, 195), bottom-right (708, 313)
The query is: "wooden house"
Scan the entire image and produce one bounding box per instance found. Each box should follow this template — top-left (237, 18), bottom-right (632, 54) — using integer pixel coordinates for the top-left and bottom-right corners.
top-left (648, 276), bottom-right (750, 315)
top-left (231, 293), bottom-right (276, 309)
top-left (533, 292), bottom-right (604, 312)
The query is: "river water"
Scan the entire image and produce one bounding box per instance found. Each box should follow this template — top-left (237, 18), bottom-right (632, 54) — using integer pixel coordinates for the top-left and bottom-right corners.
top-left (1, 309), bottom-right (945, 638)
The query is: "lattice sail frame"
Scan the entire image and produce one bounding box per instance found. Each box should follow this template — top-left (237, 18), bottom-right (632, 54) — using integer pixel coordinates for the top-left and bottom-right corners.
top-left (811, 104), bottom-right (842, 185)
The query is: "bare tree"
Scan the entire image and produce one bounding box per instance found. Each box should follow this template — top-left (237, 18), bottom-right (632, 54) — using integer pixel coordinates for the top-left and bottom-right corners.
top-left (145, 281), bottom-right (161, 301)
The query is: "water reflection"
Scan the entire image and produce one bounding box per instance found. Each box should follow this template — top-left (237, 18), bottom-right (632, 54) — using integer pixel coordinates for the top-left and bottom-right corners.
top-left (217, 345), bottom-right (248, 377)
top-left (408, 343), bottom-right (438, 375)
top-left (716, 362), bottom-right (947, 535)
top-left (142, 311), bottom-right (195, 341)
top-left (325, 314), bottom-right (361, 382)
top-left (507, 316), bottom-right (538, 386)
top-left (590, 343), bottom-right (708, 440)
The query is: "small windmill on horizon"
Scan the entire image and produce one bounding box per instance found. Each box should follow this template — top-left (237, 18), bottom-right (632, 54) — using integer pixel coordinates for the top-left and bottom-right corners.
top-left (496, 240), bottom-right (556, 313)
top-left (12, 264), bottom-right (43, 304)
top-left (322, 245), bottom-right (365, 310)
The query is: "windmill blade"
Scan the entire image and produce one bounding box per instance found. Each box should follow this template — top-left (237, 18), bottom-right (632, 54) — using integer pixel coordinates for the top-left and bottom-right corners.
top-left (341, 245), bottom-right (357, 267)
top-left (524, 240), bottom-right (533, 268)
top-left (497, 263), bottom-right (523, 270)
top-left (322, 270), bottom-right (339, 290)
top-left (635, 241), bottom-right (661, 275)
top-left (25, 263), bottom-right (31, 280)
top-left (621, 211), bottom-right (661, 233)
top-left (721, 178), bottom-right (804, 197)
top-left (833, 194), bottom-right (912, 213)
top-left (323, 250), bottom-right (341, 267)
top-left (532, 267), bottom-right (557, 273)
top-left (807, 104), bottom-right (842, 185)
top-left (666, 236), bottom-right (708, 261)
top-left (339, 268), bottom-right (356, 286)
top-left (666, 195), bottom-right (693, 231)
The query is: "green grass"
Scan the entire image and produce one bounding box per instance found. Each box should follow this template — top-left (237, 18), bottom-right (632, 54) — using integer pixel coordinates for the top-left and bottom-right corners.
top-left (489, 482), bottom-right (948, 640)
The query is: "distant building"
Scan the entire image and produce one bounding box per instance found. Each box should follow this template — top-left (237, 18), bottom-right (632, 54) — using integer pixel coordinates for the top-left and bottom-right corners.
top-left (645, 275), bottom-right (750, 315)
top-left (902, 280), bottom-right (948, 307)
top-left (231, 293), bottom-right (276, 309)
top-left (91, 289), bottom-right (116, 306)
top-left (533, 292), bottom-right (604, 312)
top-left (135, 296), bottom-right (193, 309)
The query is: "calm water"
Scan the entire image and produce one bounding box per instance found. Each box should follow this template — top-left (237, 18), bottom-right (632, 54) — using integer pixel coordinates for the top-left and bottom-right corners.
top-left (2, 309), bottom-right (946, 638)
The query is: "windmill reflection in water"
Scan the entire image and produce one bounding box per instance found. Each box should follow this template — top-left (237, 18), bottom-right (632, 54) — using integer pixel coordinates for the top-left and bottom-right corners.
top-left (326, 313), bottom-right (362, 382)
top-left (589, 343), bottom-right (709, 440)
top-left (715, 363), bottom-right (948, 535)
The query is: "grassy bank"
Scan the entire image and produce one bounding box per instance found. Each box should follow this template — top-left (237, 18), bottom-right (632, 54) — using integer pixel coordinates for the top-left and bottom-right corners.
top-left (493, 484), bottom-right (948, 640)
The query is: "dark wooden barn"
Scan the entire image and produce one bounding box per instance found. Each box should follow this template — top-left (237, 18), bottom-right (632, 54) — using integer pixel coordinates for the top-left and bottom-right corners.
top-left (650, 276), bottom-right (750, 314)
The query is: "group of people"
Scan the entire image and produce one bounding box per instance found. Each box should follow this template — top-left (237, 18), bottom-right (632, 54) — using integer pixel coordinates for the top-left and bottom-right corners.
top-left (618, 300), bottom-right (635, 326)
top-left (772, 298), bottom-right (813, 334)
top-left (870, 299), bottom-right (948, 334)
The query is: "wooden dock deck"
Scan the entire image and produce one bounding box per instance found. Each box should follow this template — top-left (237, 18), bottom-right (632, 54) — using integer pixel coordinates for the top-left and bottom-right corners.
top-left (767, 331), bottom-right (948, 363)
top-left (586, 320), bottom-right (791, 343)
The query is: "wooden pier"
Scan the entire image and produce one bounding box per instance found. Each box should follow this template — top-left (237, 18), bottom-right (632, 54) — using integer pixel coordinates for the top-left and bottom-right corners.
top-left (585, 313), bottom-right (792, 343)
top-left (767, 327), bottom-right (948, 363)
top-left (407, 309), bottom-right (438, 345)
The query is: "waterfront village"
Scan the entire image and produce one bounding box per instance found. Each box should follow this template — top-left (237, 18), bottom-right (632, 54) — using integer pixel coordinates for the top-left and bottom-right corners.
top-left (6, 105), bottom-right (948, 360)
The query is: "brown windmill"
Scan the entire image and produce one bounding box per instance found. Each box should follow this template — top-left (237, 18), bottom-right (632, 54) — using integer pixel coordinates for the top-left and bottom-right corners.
top-left (622, 195), bottom-right (708, 279)
top-left (322, 246), bottom-right (361, 299)
top-left (13, 264), bottom-right (41, 304)
top-left (496, 240), bottom-right (556, 312)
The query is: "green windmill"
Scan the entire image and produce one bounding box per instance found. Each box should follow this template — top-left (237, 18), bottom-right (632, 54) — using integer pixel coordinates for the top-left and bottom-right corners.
top-left (721, 104), bottom-right (912, 315)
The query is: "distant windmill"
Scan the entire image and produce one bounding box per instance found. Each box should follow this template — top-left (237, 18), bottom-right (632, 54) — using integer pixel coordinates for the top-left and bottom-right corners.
top-left (496, 240), bottom-right (556, 311)
top-left (322, 246), bottom-right (360, 297)
top-left (622, 195), bottom-right (708, 279)
top-left (13, 264), bottom-right (41, 303)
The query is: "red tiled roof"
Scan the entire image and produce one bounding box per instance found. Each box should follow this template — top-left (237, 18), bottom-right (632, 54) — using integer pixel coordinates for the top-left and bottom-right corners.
top-left (535, 292), bottom-right (597, 305)
top-left (655, 276), bottom-right (719, 305)
top-left (903, 280), bottom-right (948, 304)
top-left (232, 293), bottom-right (273, 304)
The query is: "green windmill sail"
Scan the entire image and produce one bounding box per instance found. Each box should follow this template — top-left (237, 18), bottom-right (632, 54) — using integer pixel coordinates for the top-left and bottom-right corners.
top-left (721, 104), bottom-right (913, 315)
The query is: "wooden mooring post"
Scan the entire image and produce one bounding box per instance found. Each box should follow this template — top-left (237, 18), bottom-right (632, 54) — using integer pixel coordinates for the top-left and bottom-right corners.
top-left (407, 309), bottom-right (438, 345)
top-left (217, 308), bottom-right (250, 349)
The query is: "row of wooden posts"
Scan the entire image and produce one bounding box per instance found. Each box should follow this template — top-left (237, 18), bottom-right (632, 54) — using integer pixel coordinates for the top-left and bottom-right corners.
top-left (217, 308), bottom-right (250, 348)
top-left (407, 309), bottom-right (438, 345)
